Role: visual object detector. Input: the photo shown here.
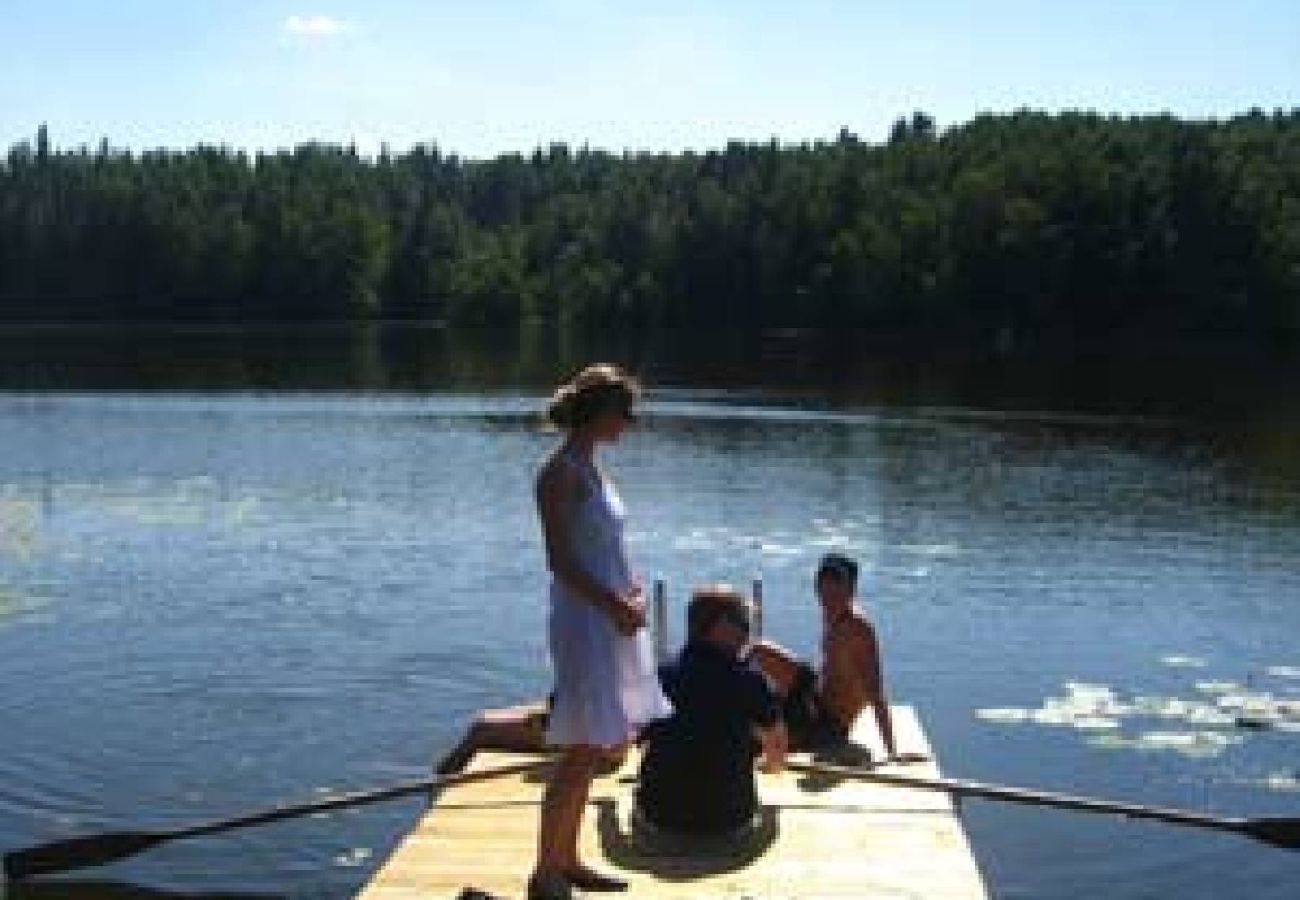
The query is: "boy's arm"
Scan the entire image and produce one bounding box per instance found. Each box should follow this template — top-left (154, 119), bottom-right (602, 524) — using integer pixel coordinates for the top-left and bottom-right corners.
top-left (856, 623), bottom-right (898, 757)
top-left (856, 623), bottom-right (927, 763)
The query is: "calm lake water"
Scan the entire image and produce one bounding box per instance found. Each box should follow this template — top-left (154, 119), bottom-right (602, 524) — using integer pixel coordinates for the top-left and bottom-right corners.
top-left (0, 324), bottom-right (1298, 899)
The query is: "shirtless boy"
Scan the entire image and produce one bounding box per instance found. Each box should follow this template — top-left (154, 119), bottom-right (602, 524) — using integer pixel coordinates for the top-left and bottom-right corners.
top-left (749, 553), bottom-right (926, 763)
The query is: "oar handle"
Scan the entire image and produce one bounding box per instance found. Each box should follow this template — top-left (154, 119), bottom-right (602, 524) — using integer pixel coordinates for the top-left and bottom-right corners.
top-left (172, 758), bottom-right (546, 841)
top-left (4, 758), bottom-right (549, 881)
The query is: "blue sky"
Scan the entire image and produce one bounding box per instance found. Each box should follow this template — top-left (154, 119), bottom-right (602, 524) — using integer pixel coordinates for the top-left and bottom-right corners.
top-left (2, 1), bottom-right (1296, 158)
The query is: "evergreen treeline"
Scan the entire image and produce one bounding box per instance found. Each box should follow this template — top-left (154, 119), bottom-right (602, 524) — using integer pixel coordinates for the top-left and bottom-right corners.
top-left (2, 110), bottom-right (1297, 348)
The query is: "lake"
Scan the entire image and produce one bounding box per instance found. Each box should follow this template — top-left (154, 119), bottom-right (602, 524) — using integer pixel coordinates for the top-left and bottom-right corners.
top-left (1, 323), bottom-right (1298, 899)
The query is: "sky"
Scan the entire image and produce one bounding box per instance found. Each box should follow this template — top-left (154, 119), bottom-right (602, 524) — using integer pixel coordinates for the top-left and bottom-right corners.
top-left (2, 1), bottom-right (1296, 158)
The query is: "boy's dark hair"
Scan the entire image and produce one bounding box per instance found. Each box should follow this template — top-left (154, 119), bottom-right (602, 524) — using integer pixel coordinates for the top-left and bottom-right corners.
top-left (687, 584), bottom-right (752, 638)
top-left (816, 553), bottom-right (859, 587)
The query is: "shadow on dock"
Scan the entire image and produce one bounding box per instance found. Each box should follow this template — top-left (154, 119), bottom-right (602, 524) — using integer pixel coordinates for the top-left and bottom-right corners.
top-left (591, 798), bottom-right (780, 881)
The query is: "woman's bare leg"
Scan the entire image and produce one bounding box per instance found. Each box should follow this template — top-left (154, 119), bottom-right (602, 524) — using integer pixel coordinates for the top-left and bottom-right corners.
top-left (533, 744), bottom-right (601, 879)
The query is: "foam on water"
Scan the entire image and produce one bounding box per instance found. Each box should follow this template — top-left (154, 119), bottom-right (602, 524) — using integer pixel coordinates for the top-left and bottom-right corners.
top-left (975, 668), bottom-right (1300, 759)
top-left (0, 583), bottom-right (53, 627)
top-left (897, 543), bottom-right (965, 558)
top-left (1161, 655), bottom-right (1208, 668)
top-left (974, 707), bottom-right (1033, 724)
top-left (333, 847), bottom-right (373, 868)
top-left (1194, 680), bottom-right (1245, 695)
top-left (1260, 771), bottom-right (1300, 792)
top-left (0, 498), bottom-right (41, 558)
top-left (1088, 731), bottom-right (1246, 758)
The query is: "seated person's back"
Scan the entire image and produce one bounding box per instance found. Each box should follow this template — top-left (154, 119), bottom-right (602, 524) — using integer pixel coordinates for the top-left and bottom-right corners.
top-left (635, 585), bottom-right (783, 836)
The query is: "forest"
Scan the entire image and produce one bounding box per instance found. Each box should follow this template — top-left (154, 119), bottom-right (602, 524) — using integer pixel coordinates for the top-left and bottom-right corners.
top-left (1, 110), bottom-right (1296, 350)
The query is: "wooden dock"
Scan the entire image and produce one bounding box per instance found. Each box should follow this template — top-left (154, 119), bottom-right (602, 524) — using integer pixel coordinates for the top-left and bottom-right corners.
top-left (358, 705), bottom-right (989, 898)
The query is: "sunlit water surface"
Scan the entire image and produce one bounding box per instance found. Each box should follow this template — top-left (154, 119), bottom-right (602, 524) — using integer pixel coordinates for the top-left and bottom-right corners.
top-left (0, 327), bottom-right (1297, 899)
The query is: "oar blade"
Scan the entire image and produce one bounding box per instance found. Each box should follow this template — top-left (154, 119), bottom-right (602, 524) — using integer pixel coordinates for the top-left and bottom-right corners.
top-left (5, 831), bottom-right (163, 881)
top-left (1240, 817), bottom-right (1300, 850)
top-left (3, 759), bottom-right (549, 882)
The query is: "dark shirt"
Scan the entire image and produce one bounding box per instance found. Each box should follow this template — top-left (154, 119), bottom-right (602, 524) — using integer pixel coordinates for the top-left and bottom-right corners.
top-left (635, 639), bottom-right (780, 834)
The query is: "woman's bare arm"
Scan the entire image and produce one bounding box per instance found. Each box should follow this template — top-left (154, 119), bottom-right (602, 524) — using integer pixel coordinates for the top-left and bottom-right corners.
top-left (854, 623), bottom-right (898, 757)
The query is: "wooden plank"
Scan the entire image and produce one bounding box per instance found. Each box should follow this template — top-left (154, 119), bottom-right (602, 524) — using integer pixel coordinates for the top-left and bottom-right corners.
top-left (358, 706), bottom-right (988, 899)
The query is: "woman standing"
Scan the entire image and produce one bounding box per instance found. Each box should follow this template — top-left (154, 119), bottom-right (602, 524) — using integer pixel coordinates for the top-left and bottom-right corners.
top-left (529, 363), bottom-right (672, 899)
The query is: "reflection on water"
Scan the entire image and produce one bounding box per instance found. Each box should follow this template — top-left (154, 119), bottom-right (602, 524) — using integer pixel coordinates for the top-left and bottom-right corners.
top-left (2, 880), bottom-right (280, 899)
top-left (0, 325), bottom-right (1298, 899)
top-left (0, 320), bottom-right (1296, 408)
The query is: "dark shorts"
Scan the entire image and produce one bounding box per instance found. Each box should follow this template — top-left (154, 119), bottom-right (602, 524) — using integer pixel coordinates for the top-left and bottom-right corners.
top-left (783, 663), bottom-right (849, 751)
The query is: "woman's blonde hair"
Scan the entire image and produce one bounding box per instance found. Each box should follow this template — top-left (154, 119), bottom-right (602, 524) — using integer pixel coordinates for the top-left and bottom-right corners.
top-left (544, 363), bottom-right (641, 431)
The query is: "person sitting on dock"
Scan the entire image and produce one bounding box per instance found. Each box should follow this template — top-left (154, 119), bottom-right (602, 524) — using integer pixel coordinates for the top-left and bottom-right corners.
top-left (633, 585), bottom-right (787, 847)
top-left (749, 553), bottom-right (927, 765)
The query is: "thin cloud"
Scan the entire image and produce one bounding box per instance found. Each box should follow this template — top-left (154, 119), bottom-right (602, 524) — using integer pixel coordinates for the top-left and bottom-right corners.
top-left (285, 15), bottom-right (350, 38)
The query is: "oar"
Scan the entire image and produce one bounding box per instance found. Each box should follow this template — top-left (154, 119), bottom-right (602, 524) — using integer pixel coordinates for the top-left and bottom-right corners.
top-left (5, 758), bottom-right (548, 881)
top-left (790, 759), bottom-right (1300, 850)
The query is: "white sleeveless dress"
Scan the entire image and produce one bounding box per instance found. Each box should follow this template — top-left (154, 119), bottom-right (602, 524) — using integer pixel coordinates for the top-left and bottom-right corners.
top-left (545, 451), bottom-right (673, 747)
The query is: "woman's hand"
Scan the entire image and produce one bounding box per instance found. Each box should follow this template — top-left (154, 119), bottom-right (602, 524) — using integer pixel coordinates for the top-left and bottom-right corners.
top-left (607, 585), bottom-right (647, 635)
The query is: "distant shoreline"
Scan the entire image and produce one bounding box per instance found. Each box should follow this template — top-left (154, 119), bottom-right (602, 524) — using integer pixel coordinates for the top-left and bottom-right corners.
top-left (3, 110), bottom-right (1296, 352)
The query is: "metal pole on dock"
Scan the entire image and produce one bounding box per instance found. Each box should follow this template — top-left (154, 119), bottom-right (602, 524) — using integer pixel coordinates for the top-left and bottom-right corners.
top-left (652, 579), bottom-right (668, 664)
